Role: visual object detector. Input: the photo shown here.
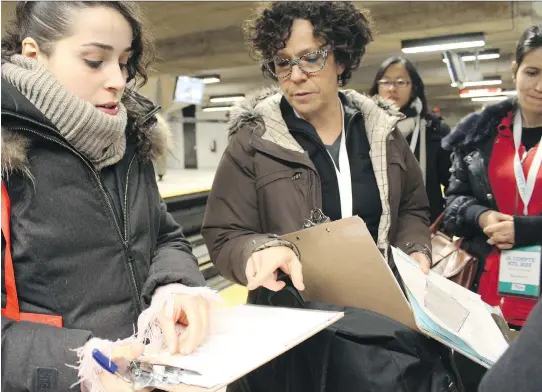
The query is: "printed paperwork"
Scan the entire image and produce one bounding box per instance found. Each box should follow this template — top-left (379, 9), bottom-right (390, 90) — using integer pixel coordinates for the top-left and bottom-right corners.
top-left (141, 304), bottom-right (343, 390)
top-left (392, 247), bottom-right (509, 368)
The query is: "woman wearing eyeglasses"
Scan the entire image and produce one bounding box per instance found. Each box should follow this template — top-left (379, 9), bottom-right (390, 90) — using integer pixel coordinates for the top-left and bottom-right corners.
top-left (370, 57), bottom-right (452, 223)
top-left (202, 2), bottom-right (451, 391)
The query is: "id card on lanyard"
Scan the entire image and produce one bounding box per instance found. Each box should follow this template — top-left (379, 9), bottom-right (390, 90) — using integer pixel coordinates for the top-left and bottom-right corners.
top-left (327, 103), bottom-right (353, 218)
top-left (498, 110), bottom-right (542, 299)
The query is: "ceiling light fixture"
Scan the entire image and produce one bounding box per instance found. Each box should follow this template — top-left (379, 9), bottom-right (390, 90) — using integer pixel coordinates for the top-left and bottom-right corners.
top-left (460, 88), bottom-right (517, 98)
top-left (443, 49), bottom-right (500, 63)
top-left (471, 96), bottom-right (508, 102)
top-left (402, 32), bottom-right (485, 54)
top-left (451, 76), bottom-right (502, 88)
top-left (195, 75), bottom-right (221, 84)
top-left (209, 95), bottom-right (245, 103)
top-left (202, 106), bottom-right (232, 112)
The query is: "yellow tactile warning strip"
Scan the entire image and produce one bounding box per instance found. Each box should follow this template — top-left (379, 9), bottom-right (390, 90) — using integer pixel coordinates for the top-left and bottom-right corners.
top-left (219, 284), bottom-right (248, 307)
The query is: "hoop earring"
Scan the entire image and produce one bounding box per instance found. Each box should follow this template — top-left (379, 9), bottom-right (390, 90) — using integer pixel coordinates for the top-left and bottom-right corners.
top-left (338, 76), bottom-right (344, 87)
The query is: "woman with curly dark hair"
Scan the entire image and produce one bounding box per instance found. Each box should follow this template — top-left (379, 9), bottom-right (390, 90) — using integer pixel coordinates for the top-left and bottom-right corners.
top-left (1, 2), bottom-right (213, 391)
top-left (202, 2), bottom-right (455, 391)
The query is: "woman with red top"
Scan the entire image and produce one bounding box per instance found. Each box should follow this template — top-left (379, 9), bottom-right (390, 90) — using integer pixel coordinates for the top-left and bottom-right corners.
top-left (442, 23), bottom-right (542, 330)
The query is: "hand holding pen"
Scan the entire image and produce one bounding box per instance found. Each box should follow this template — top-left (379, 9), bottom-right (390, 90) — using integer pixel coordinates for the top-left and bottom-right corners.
top-left (92, 343), bottom-right (152, 392)
top-left (93, 346), bottom-right (205, 392)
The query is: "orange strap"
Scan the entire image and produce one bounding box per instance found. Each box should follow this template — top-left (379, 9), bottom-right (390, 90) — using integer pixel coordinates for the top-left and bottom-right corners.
top-left (2, 181), bottom-right (19, 320)
top-left (1, 182), bottom-right (62, 327)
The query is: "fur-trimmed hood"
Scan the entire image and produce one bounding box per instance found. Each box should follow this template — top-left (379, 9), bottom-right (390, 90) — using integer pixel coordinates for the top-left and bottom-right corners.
top-left (442, 97), bottom-right (516, 152)
top-left (227, 86), bottom-right (404, 153)
top-left (1, 80), bottom-right (171, 178)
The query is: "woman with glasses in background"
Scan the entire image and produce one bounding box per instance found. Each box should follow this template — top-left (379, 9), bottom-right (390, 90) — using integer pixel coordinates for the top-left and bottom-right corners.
top-left (370, 57), bottom-right (452, 223)
top-left (201, 2), bottom-right (457, 391)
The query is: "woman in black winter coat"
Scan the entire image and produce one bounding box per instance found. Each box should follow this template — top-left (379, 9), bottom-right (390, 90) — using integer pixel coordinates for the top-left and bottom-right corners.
top-left (441, 24), bottom-right (542, 328)
top-left (370, 57), bottom-right (452, 223)
top-left (1, 2), bottom-right (214, 391)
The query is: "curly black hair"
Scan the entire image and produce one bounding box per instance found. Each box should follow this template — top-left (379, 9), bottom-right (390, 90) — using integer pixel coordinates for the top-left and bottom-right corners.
top-left (244, 1), bottom-right (374, 85)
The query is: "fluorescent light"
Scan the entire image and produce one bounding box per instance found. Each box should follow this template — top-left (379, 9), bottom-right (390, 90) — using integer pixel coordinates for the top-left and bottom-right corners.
top-left (471, 96), bottom-right (508, 102)
top-left (460, 88), bottom-right (502, 98)
top-left (402, 33), bottom-right (485, 54)
top-left (202, 106), bottom-right (232, 112)
top-left (195, 75), bottom-right (221, 84)
top-left (462, 53), bottom-right (500, 61)
top-left (209, 95), bottom-right (245, 103)
top-left (443, 49), bottom-right (500, 63)
top-left (451, 79), bottom-right (502, 87)
top-left (460, 88), bottom-right (517, 98)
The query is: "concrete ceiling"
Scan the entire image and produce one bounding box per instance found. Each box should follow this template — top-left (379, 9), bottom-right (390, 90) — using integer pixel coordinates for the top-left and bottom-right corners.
top-left (2, 1), bottom-right (542, 117)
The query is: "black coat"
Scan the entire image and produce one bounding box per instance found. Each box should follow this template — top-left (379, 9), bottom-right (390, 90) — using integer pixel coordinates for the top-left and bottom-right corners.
top-left (410, 113), bottom-right (452, 223)
top-left (1, 80), bottom-right (205, 391)
top-left (441, 98), bottom-right (542, 286)
top-left (229, 286), bottom-right (459, 392)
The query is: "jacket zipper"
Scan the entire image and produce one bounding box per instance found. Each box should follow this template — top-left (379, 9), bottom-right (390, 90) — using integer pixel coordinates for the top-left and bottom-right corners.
top-left (4, 114), bottom-right (143, 314)
top-left (123, 154), bottom-right (141, 309)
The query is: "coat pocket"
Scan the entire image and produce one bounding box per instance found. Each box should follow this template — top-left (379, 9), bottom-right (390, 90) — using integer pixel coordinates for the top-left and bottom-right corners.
top-left (255, 169), bottom-right (296, 190)
top-left (389, 153), bottom-right (407, 171)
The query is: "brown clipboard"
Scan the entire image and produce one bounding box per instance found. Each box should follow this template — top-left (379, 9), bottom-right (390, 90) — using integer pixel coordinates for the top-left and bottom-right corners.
top-left (282, 216), bottom-right (419, 331)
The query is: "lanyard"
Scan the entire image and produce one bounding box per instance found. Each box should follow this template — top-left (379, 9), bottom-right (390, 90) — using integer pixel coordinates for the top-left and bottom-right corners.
top-left (326, 103), bottom-right (352, 218)
top-left (513, 111), bottom-right (542, 215)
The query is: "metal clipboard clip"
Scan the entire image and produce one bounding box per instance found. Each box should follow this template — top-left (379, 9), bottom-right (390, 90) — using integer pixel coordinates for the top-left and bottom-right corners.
top-left (302, 208), bottom-right (331, 229)
top-left (129, 360), bottom-right (202, 389)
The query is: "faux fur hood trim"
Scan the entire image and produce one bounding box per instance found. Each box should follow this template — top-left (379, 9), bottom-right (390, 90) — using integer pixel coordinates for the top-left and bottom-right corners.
top-left (228, 86), bottom-right (404, 152)
top-left (442, 97), bottom-right (516, 151)
top-left (1, 112), bottom-right (171, 179)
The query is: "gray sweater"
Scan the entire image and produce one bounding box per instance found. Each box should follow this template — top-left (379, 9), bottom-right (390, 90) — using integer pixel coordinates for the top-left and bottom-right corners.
top-left (479, 299), bottom-right (542, 392)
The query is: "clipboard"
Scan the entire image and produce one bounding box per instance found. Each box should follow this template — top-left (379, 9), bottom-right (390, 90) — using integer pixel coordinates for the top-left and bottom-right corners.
top-left (138, 305), bottom-right (344, 391)
top-left (282, 216), bottom-right (419, 331)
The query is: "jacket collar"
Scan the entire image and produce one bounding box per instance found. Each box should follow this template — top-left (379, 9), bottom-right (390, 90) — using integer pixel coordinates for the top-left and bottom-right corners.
top-left (228, 86), bottom-right (403, 254)
top-left (228, 86), bottom-right (403, 154)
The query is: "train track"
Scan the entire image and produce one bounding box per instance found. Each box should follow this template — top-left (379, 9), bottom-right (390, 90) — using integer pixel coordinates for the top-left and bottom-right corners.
top-left (165, 191), bottom-right (232, 292)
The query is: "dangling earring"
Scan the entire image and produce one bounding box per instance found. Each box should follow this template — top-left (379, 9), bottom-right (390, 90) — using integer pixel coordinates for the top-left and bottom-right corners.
top-left (338, 75), bottom-right (344, 87)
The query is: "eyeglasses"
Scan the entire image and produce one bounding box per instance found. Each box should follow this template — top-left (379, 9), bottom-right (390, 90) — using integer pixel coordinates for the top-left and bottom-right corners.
top-left (377, 79), bottom-right (411, 89)
top-left (264, 49), bottom-right (329, 79)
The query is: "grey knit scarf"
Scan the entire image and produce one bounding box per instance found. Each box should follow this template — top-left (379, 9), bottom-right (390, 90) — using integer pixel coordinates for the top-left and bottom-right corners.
top-left (2, 55), bottom-right (128, 169)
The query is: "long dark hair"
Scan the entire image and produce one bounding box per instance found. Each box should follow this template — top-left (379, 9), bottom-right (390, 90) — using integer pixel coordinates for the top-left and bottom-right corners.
top-left (369, 56), bottom-right (428, 116)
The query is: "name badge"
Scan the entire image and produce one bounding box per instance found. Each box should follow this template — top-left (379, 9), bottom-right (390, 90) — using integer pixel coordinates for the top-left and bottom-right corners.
top-left (498, 246), bottom-right (542, 298)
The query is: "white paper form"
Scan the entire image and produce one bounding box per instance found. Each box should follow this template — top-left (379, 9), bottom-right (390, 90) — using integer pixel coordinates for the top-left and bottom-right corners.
top-left (141, 304), bottom-right (343, 389)
top-left (392, 247), bottom-right (509, 367)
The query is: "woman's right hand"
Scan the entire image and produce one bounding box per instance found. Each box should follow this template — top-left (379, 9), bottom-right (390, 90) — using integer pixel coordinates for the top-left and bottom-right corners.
top-left (245, 246), bottom-right (305, 292)
top-left (97, 342), bottom-right (152, 392)
top-left (478, 210), bottom-right (513, 230)
top-left (478, 210), bottom-right (514, 249)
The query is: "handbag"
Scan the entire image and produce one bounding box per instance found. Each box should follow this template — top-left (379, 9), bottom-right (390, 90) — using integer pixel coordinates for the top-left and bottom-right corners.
top-left (430, 213), bottom-right (478, 289)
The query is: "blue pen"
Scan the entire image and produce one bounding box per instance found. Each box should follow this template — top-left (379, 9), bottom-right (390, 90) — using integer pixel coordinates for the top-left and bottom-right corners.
top-left (92, 349), bottom-right (133, 383)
